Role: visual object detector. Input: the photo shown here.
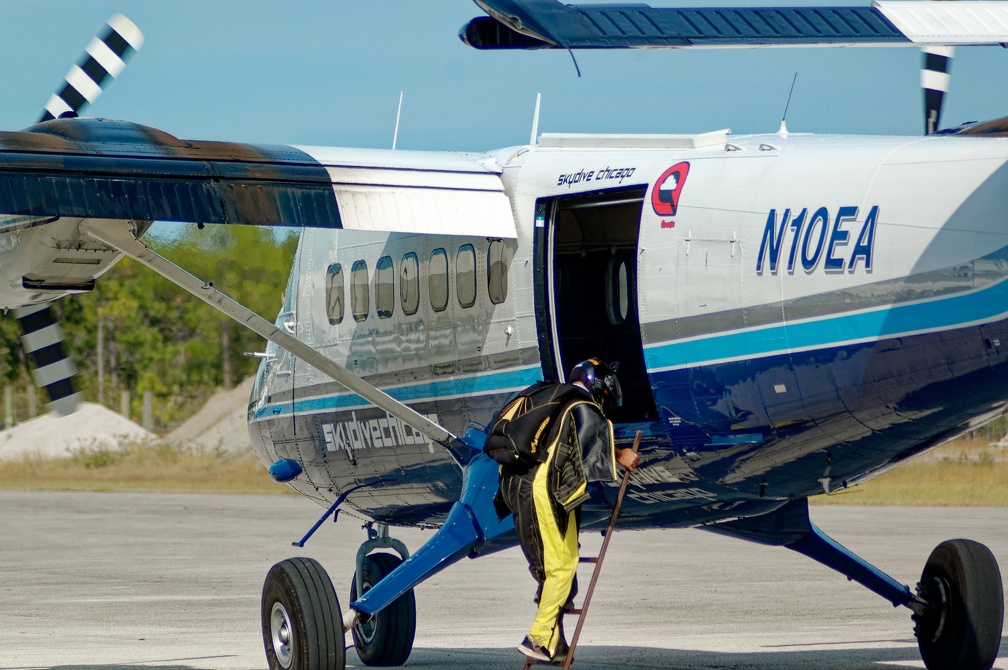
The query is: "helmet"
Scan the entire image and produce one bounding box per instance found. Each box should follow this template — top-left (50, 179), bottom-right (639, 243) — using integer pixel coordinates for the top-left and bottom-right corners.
top-left (569, 358), bottom-right (623, 408)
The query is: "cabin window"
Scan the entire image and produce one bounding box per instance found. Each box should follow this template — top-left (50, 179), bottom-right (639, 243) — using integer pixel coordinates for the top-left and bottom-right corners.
top-left (605, 256), bottom-right (630, 325)
top-left (401, 252), bottom-right (420, 316)
top-left (457, 244), bottom-right (476, 309)
top-left (488, 240), bottom-right (509, 304)
top-left (325, 263), bottom-right (344, 325)
top-left (376, 255), bottom-right (394, 319)
top-left (430, 248), bottom-right (449, 312)
top-left (351, 260), bottom-right (369, 322)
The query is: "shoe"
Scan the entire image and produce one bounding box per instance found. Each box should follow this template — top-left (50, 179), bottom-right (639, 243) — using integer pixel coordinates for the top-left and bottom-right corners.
top-left (552, 638), bottom-right (569, 664)
top-left (517, 636), bottom-right (552, 662)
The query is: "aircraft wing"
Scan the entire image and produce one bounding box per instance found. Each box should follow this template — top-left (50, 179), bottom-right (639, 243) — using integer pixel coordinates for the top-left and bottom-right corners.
top-left (463, 0), bottom-right (1008, 49)
top-left (0, 118), bottom-right (516, 238)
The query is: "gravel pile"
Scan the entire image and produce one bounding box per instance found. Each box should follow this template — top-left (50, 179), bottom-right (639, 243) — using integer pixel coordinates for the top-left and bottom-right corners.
top-left (0, 376), bottom-right (255, 461)
top-left (165, 376), bottom-right (255, 454)
top-left (0, 402), bottom-right (155, 461)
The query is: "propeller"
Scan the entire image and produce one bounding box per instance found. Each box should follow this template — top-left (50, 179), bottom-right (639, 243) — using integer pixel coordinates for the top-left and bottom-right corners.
top-left (14, 15), bottom-right (143, 416)
top-left (39, 14), bottom-right (143, 123)
top-left (15, 304), bottom-right (81, 416)
top-left (922, 45), bottom-right (954, 134)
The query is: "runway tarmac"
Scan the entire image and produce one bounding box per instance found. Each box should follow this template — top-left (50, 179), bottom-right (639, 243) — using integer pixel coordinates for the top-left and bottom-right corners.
top-left (2, 491), bottom-right (1005, 669)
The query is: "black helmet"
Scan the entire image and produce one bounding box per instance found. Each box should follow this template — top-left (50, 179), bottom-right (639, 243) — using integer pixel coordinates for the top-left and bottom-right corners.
top-left (569, 358), bottom-right (623, 408)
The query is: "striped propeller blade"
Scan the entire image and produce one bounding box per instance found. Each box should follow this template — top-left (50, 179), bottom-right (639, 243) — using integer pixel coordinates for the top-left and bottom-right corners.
top-left (15, 302), bottom-right (82, 416)
top-left (922, 45), bottom-right (954, 135)
top-left (39, 14), bottom-right (144, 123)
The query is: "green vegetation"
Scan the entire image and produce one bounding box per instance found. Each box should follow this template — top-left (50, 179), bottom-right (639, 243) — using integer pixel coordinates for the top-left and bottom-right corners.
top-left (1, 432), bottom-right (1003, 500)
top-left (813, 437), bottom-right (1008, 506)
top-left (0, 438), bottom-right (289, 494)
top-left (0, 225), bottom-right (297, 430)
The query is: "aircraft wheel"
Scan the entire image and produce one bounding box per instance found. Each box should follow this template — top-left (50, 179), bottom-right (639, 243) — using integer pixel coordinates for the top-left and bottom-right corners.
top-left (914, 539), bottom-right (1003, 670)
top-left (262, 557), bottom-right (345, 670)
top-left (350, 552), bottom-right (416, 666)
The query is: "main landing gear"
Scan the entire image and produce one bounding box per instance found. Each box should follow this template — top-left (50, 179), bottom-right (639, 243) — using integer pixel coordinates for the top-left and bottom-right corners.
top-left (914, 539), bottom-right (1004, 670)
top-left (261, 522), bottom-right (417, 670)
top-left (709, 499), bottom-right (1004, 670)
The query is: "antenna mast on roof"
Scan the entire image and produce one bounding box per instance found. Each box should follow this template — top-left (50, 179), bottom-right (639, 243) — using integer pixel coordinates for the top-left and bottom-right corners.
top-left (530, 93), bottom-right (541, 145)
top-left (392, 91), bottom-right (404, 150)
top-left (779, 73), bottom-right (798, 138)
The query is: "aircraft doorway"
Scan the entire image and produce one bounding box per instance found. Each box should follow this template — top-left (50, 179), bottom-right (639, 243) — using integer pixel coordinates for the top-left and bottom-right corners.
top-left (536, 186), bottom-right (657, 423)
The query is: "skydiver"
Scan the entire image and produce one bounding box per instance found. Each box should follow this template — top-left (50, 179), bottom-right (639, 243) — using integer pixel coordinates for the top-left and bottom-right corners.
top-left (497, 358), bottom-right (639, 664)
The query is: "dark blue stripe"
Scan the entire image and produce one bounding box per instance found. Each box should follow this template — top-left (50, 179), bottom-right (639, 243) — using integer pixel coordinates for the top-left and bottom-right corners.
top-left (646, 276), bottom-right (1008, 371)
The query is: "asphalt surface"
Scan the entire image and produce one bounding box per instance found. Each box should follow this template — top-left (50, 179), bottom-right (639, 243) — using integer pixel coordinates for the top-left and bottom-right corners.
top-left (2, 491), bottom-right (1006, 670)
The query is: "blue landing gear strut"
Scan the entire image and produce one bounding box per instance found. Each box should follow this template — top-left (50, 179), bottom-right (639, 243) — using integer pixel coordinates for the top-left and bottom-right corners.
top-left (707, 498), bottom-right (921, 608)
top-left (707, 498), bottom-right (1003, 670)
top-left (341, 431), bottom-right (515, 666)
top-left (348, 447), bottom-right (515, 620)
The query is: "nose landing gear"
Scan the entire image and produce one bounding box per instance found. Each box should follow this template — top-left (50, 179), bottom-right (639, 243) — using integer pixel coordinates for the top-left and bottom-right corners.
top-left (261, 522), bottom-right (419, 670)
top-left (349, 552), bottom-right (417, 666)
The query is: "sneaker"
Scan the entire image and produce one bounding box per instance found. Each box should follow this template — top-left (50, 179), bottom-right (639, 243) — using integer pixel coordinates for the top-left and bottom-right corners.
top-left (517, 636), bottom-right (552, 662)
top-left (552, 638), bottom-right (569, 664)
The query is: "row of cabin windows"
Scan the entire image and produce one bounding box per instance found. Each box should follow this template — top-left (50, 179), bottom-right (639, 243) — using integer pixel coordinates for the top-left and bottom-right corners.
top-left (325, 241), bottom-right (509, 325)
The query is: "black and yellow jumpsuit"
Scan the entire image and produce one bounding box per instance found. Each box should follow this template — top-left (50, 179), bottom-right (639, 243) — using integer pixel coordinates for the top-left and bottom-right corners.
top-left (498, 394), bottom-right (617, 657)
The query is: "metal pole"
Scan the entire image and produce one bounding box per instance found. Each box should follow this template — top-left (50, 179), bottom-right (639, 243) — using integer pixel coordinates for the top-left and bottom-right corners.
top-left (27, 385), bottom-right (36, 419)
top-left (142, 391), bottom-right (153, 432)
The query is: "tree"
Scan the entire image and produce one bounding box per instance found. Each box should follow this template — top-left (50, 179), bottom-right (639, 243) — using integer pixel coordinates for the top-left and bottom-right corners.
top-left (0, 224), bottom-right (298, 429)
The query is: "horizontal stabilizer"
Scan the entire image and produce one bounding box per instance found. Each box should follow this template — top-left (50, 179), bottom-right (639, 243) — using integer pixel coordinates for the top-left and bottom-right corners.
top-left (464, 0), bottom-right (1008, 49)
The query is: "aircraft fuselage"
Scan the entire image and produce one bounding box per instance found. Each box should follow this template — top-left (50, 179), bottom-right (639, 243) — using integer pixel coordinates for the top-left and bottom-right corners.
top-left (246, 129), bottom-right (1008, 530)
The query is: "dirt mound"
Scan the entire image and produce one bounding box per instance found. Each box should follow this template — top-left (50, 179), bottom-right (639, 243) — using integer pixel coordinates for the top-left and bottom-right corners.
top-left (165, 376), bottom-right (255, 453)
top-left (0, 402), bottom-right (156, 461)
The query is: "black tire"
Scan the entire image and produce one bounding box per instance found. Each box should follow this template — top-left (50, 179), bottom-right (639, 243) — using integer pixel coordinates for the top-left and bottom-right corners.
top-left (349, 552), bottom-right (416, 666)
top-left (915, 539), bottom-right (1004, 670)
top-left (262, 557), bottom-right (345, 670)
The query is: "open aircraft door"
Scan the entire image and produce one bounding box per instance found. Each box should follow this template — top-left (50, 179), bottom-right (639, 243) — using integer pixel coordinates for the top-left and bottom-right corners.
top-left (534, 186), bottom-right (658, 424)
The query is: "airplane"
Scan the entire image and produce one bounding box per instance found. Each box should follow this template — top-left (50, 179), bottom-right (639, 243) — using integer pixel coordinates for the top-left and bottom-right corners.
top-left (1, 2), bottom-right (1007, 669)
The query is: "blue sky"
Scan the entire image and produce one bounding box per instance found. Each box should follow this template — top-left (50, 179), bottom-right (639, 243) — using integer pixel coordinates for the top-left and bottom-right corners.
top-left (2, 1), bottom-right (1008, 152)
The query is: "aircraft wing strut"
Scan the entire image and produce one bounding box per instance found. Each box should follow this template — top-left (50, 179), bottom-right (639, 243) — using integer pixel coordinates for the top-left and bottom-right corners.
top-left (463, 0), bottom-right (1008, 49)
top-left (80, 219), bottom-right (474, 469)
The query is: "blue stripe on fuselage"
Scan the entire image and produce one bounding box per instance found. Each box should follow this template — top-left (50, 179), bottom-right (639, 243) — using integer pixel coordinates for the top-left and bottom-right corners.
top-left (646, 275), bottom-right (1008, 371)
top-left (251, 365), bottom-right (542, 420)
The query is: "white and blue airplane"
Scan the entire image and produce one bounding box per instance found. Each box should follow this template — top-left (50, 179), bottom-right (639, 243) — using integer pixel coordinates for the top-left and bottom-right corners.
top-left (1, 2), bottom-right (1007, 669)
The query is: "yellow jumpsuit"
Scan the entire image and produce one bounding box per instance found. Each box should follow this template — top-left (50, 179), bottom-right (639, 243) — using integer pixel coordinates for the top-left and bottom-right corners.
top-left (499, 397), bottom-right (617, 656)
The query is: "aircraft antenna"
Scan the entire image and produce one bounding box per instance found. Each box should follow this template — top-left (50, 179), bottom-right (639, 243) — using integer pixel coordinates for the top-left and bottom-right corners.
top-left (392, 91), bottom-right (404, 150)
top-left (779, 72), bottom-right (798, 138)
top-left (530, 93), bottom-right (541, 145)
top-left (567, 49), bottom-right (582, 78)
